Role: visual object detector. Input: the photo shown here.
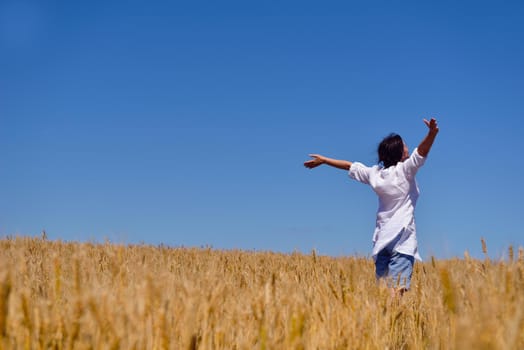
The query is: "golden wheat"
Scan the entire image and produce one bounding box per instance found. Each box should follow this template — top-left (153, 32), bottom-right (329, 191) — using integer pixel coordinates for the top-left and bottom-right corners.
top-left (0, 236), bottom-right (522, 349)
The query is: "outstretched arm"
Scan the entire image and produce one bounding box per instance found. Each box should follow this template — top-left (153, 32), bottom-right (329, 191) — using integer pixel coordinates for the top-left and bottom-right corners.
top-left (417, 118), bottom-right (439, 157)
top-left (304, 154), bottom-right (352, 170)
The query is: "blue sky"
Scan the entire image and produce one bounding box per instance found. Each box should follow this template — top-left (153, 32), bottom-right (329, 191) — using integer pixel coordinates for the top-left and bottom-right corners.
top-left (1, 1), bottom-right (523, 259)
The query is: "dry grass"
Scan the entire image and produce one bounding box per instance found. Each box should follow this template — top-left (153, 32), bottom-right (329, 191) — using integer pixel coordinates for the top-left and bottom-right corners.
top-left (0, 235), bottom-right (523, 349)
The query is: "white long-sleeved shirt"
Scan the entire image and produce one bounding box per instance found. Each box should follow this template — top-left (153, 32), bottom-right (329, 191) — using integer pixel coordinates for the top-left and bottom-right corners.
top-left (348, 148), bottom-right (426, 261)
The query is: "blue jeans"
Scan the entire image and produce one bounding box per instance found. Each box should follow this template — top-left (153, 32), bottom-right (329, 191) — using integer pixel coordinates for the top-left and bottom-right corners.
top-left (375, 237), bottom-right (415, 290)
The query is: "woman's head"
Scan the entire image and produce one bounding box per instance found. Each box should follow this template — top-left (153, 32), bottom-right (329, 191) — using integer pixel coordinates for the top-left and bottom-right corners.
top-left (378, 133), bottom-right (408, 168)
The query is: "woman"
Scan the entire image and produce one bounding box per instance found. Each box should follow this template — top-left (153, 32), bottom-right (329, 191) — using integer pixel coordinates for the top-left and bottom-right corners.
top-left (304, 118), bottom-right (439, 293)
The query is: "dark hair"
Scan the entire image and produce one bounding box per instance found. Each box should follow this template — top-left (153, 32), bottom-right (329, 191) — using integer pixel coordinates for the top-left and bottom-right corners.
top-left (378, 133), bottom-right (404, 168)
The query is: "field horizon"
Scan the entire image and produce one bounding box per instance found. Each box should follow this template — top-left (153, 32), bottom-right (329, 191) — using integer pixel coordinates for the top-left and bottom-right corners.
top-left (1, 235), bottom-right (523, 349)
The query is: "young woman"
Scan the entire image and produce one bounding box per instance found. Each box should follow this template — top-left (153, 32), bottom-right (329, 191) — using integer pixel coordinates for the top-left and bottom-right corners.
top-left (304, 118), bottom-right (439, 293)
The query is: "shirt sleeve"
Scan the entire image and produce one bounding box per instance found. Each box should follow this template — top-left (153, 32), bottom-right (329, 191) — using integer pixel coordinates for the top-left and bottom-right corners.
top-left (401, 147), bottom-right (426, 180)
top-left (348, 162), bottom-right (372, 185)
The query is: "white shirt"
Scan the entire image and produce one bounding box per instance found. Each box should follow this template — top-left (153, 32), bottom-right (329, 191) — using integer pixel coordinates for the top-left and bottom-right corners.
top-left (348, 148), bottom-right (426, 261)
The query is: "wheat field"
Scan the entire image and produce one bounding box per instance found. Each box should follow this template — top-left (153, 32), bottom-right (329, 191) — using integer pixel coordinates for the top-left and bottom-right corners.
top-left (0, 236), bottom-right (523, 349)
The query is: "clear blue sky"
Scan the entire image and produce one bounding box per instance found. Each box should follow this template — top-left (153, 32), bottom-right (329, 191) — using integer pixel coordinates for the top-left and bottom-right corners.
top-left (2, 1), bottom-right (523, 259)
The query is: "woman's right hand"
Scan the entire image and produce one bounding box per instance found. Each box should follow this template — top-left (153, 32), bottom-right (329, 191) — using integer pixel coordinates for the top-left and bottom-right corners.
top-left (423, 118), bottom-right (439, 134)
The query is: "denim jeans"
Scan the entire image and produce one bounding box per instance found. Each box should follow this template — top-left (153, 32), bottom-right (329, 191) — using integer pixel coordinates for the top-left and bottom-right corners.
top-left (375, 236), bottom-right (415, 289)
